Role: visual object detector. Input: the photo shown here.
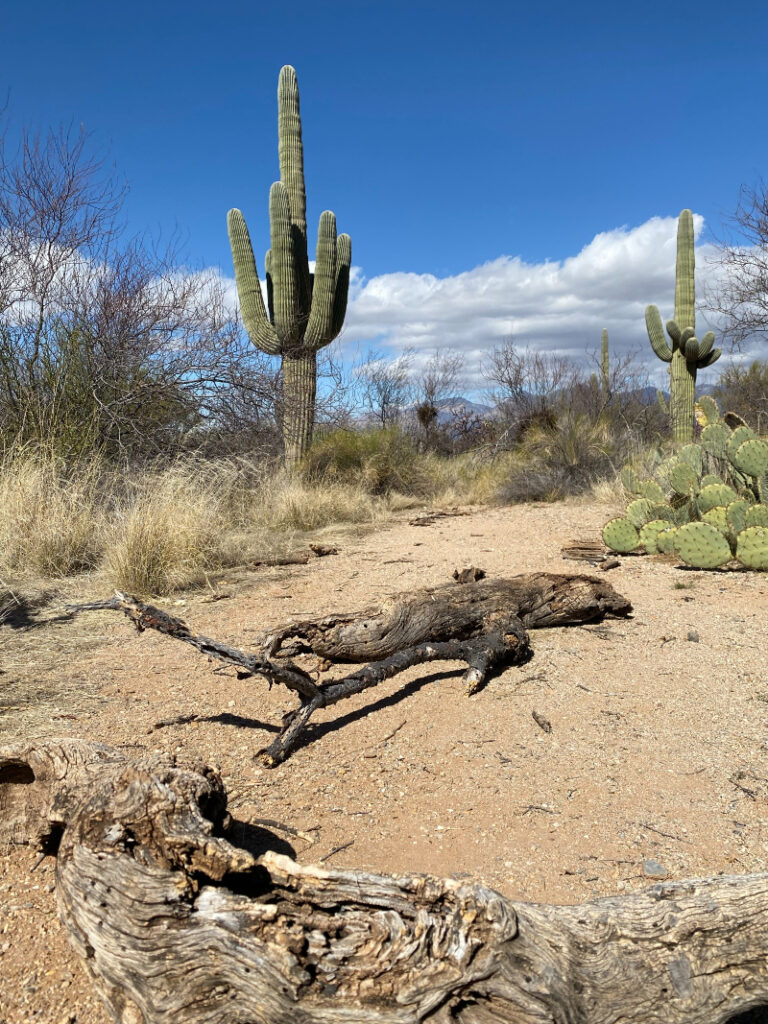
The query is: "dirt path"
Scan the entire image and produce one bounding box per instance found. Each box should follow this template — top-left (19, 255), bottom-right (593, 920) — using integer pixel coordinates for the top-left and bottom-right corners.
top-left (3, 499), bottom-right (768, 1022)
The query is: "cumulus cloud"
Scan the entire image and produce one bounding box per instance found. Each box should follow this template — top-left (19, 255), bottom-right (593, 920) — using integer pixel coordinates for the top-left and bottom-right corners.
top-left (342, 214), bottom-right (727, 388)
top-left (219, 214), bottom-right (749, 392)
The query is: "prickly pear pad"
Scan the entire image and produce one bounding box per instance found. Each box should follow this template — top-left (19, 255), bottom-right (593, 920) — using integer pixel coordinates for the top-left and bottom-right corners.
top-left (674, 522), bottom-right (733, 569)
top-left (602, 517), bottom-right (639, 554)
top-left (736, 526), bottom-right (768, 570)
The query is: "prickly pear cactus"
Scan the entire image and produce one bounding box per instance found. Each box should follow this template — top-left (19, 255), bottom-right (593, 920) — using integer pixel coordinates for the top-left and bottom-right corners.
top-left (602, 518), bottom-right (640, 554)
top-left (625, 498), bottom-right (654, 528)
top-left (639, 519), bottom-right (673, 554)
top-left (620, 466), bottom-right (643, 495)
top-left (701, 506), bottom-right (728, 534)
top-left (697, 482), bottom-right (739, 513)
top-left (674, 522), bottom-right (733, 568)
top-left (736, 526), bottom-right (768, 570)
top-left (726, 426), bottom-right (757, 463)
top-left (606, 406), bottom-right (768, 569)
top-left (695, 395), bottom-right (720, 427)
top-left (746, 504), bottom-right (768, 528)
top-left (731, 437), bottom-right (768, 479)
top-left (726, 499), bottom-right (751, 536)
top-left (669, 460), bottom-right (699, 496)
top-left (656, 527), bottom-right (678, 554)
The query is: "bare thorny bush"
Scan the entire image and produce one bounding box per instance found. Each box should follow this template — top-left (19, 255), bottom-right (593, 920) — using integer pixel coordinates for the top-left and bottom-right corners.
top-left (0, 120), bottom-right (286, 460)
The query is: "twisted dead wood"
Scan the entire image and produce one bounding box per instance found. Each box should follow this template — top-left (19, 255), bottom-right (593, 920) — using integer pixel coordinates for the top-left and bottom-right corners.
top-left (68, 574), bottom-right (631, 766)
top-left (3, 740), bottom-right (768, 1024)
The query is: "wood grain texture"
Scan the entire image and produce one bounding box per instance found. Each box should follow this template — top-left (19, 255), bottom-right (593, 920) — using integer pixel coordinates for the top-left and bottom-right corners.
top-left (5, 740), bottom-right (768, 1024)
top-left (69, 574), bottom-right (632, 766)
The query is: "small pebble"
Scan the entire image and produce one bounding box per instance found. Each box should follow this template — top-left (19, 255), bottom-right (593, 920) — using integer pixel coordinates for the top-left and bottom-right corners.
top-left (686, 630), bottom-right (700, 643)
top-left (643, 858), bottom-right (669, 879)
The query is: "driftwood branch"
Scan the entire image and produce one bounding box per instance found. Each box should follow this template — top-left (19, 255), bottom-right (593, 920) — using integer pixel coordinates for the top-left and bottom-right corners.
top-left (68, 574), bottom-right (632, 766)
top-left (2, 739), bottom-right (768, 1024)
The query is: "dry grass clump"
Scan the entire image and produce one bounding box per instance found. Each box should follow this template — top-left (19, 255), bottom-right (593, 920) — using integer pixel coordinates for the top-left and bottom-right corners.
top-left (252, 474), bottom-right (382, 532)
top-left (102, 461), bottom-right (255, 595)
top-left (301, 427), bottom-right (431, 496)
top-left (493, 414), bottom-right (638, 504)
top-left (0, 451), bottom-right (106, 577)
top-left (422, 449), bottom-right (519, 506)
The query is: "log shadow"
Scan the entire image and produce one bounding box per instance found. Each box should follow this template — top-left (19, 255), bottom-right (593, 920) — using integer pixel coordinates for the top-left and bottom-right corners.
top-left (200, 712), bottom-right (280, 733)
top-left (151, 713), bottom-right (280, 734)
top-left (225, 819), bottom-right (296, 861)
top-left (727, 1009), bottom-right (768, 1023)
top-left (283, 667), bottom-right (481, 757)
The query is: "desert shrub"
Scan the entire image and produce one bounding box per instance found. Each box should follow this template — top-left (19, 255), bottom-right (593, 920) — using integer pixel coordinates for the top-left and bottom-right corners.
top-left (714, 360), bottom-right (768, 432)
top-left (102, 461), bottom-right (252, 594)
top-left (495, 413), bottom-right (637, 504)
top-left (0, 450), bottom-right (106, 576)
top-left (253, 475), bottom-right (381, 532)
top-left (301, 427), bottom-right (427, 496)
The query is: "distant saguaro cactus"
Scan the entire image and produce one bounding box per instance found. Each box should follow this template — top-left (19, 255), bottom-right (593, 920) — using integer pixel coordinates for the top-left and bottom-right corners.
top-left (227, 66), bottom-right (352, 468)
top-left (645, 210), bottom-right (721, 443)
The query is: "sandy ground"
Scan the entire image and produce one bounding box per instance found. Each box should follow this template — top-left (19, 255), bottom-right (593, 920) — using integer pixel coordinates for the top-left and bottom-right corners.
top-left (2, 498), bottom-right (768, 1022)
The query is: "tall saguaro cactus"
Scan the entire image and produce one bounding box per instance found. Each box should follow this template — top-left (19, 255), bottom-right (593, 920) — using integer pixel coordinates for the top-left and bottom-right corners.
top-left (645, 210), bottom-right (721, 443)
top-left (227, 66), bottom-right (352, 468)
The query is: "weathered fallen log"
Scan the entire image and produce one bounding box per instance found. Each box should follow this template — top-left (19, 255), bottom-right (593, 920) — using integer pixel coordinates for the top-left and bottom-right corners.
top-left (68, 574), bottom-right (631, 766)
top-left (3, 739), bottom-right (768, 1024)
top-left (259, 572), bottom-right (632, 661)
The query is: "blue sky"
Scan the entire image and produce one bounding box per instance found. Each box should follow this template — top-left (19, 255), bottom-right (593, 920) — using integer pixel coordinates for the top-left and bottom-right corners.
top-left (4, 0), bottom-right (768, 389)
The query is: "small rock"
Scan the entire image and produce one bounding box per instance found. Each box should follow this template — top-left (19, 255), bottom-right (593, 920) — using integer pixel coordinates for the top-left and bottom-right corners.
top-left (643, 858), bottom-right (669, 879)
top-left (452, 566), bottom-right (486, 584)
top-left (598, 557), bottom-right (620, 571)
top-left (686, 630), bottom-right (700, 643)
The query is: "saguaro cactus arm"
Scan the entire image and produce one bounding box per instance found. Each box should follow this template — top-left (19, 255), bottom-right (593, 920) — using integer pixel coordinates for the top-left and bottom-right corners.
top-left (227, 209), bottom-right (281, 355)
top-left (332, 233), bottom-right (352, 336)
top-left (304, 211), bottom-right (338, 348)
top-left (268, 181), bottom-right (302, 346)
top-left (674, 208), bottom-right (696, 329)
top-left (645, 305), bottom-right (673, 362)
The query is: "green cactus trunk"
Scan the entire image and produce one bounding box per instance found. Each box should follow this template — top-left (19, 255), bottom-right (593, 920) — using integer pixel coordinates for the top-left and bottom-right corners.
top-left (645, 210), bottom-right (721, 444)
top-left (227, 66), bottom-right (352, 470)
top-left (282, 350), bottom-right (317, 470)
top-left (601, 329), bottom-right (609, 398)
top-left (669, 351), bottom-right (696, 443)
top-left (669, 211), bottom-right (696, 442)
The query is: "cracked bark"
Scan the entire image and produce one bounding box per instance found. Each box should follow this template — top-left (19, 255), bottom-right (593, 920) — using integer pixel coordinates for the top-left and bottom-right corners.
top-left (2, 739), bottom-right (767, 1024)
top-left (68, 573), bottom-right (632, 766)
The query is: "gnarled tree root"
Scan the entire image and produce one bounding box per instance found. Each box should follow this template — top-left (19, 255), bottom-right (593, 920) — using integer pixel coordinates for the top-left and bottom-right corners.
top-left (2, 739), bottom-right (768, 1024)
top-left (68, 573), bottom-right (632, 766)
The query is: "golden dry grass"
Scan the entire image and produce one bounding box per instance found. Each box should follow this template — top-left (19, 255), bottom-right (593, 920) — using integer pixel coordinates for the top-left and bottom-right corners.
top-left (0, 452), bottom-right (105, 577)
top-left (0, 436), bottom-right (629, 596)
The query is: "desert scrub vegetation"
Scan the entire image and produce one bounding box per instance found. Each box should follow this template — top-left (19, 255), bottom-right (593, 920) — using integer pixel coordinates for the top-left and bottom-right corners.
top-left (492, 413), bottom-right (644, 504)
top-left (300, 427), bottom-right (429, 496)
top-left (0, 421), bottom-right (645, 595)
top-left (0, 448), bottom-right (412, 595)
top-left (0, 450), bottom-right (106, 577)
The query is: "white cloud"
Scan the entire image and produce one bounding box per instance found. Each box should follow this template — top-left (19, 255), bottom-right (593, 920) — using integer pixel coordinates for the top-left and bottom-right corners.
top-left (341, 214), bottom-right (730, 389)
top-left (219, 214), bottom-right (761, 392)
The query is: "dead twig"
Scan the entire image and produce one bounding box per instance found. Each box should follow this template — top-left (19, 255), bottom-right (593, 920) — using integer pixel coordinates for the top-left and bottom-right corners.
top-left (638, 822), bottom-right (691, 843)
top-left (318, 839), bottom-right (355, 863)
top-left (532, 710), bottom-right (552, 734)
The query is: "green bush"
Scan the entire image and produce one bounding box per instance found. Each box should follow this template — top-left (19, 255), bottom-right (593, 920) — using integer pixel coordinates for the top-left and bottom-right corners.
top-left (301, 427), bottom-right (426, 495)
top-left (495, 413), bottom-right (636, 504)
